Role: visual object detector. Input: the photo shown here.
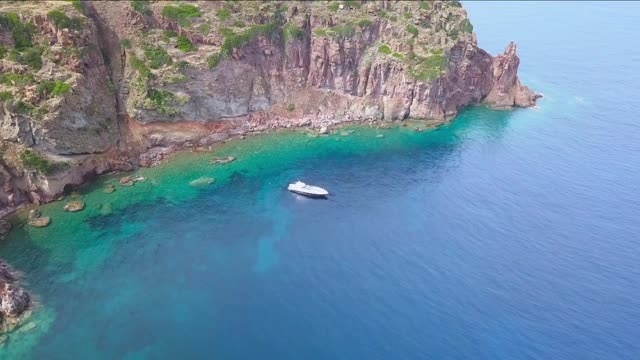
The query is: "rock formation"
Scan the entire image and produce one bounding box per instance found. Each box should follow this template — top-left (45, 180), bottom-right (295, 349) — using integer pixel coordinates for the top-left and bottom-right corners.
top-left (0, 260), bottom-right (31, 331)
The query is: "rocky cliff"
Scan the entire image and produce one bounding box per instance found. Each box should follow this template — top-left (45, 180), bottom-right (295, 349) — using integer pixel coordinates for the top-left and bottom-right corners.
top-left (0, 0), bottom-right (539, 215)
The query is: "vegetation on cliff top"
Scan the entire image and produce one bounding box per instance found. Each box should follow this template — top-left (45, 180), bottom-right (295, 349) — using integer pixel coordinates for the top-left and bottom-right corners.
top-left (47, 10), bottom-right (82, 30)
top-left (112, 0), bottom-right (474, 119)
top-left (0, 12), bottom-right (35, 50)
top-left (162, 3), bottom-right (201, 26)
top-left (131, 0), bottom-right (152, 16)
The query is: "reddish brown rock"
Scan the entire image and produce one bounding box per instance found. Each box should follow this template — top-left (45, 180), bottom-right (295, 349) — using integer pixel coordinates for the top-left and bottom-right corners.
top-left (485, 42), bottom-right (541, 109)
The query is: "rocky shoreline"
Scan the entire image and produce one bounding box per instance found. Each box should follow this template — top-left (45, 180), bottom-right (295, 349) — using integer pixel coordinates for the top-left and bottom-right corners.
top-left (0, 93), bottom-right (536, 222)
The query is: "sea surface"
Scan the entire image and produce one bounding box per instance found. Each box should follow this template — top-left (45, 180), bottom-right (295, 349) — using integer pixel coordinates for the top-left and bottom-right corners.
top-left (2, 2), bottom-right (640, 359)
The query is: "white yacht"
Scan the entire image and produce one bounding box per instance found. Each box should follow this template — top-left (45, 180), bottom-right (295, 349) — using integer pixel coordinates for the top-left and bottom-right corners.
top-left (288, 181), bottom-right (329, 198)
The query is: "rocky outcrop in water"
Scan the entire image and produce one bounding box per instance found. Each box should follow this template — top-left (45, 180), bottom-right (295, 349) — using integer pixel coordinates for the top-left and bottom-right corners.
top-left (485, 42), bottom-right (541, 109)
top-left (0, 260), bottom-right (31, 331)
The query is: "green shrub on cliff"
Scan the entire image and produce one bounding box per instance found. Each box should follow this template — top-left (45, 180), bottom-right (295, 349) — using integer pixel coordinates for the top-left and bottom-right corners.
top-left (37, 80), bottom-right (56, 96)
top-left (143, 88), bottom-right (189, 115)
top-left (162, 3), bottom-right (201, 26)
top-left (462, 19), bottom-right (473, 33)
top-left (52, 81), bottom-right (72, 96)
top-left (130, 54), bottom-right (153, 79)
top-left (7, 100), bottom-right (35, 116)
top-left (120, 38), bottom-right (131, 48)
top-left (176, 35), bottom-right (197, 52)
top-left (406, 52), bottom-right (447, 81)
top-left (70, 0), bottom-right (86, 15)
top-left (19, 149), bottom-right (68, 175)
top-left (378, 44), bottom-right (392, 55)
top-left (0, 45), bottom-right (7, 59)
top-left (327, 23), bottom-right (355, 39)
top-left (284, 23), bottom-right (305, 41)
top-left (420, 1), bottom-right (431, 10)
top-left (12, 47), bottom-right (43, 70)
top-left (221, 23), bottom-right (277, 57)
top-left (174, 60), bottom-right (190, 72)
top-left (219, 27), bottom-right (236, 37)
top-left (406, 25), bottom-right (419, 37)
top-left (314, 28), bottom-right (327, 37)
top-left (198, 23), bottom-right (212, 35)
top-left (0, 12), bottom-right (18, 29)
top-left (47, 10), bottom-right (82, 30)
top-left (207, 53), bottom-right (221, 69)
top-left (357, 19), bottom-right (373, 28)
top-left (343, 0), bottom-right (361, 9)
top-left (38, 78), bottom-right (72, 98)
top-left (144, 46), bottom-right (172, 69)
top-left (217, 8), bottom-right (231, 21)
top-left (0, 91), bottom-right (12, 101)
top-left (20, 149), bottom-right (54, 174)
top-left (328, 3), bottom-right (340, 12)
top-left (0, 12), bottom-right (35, 50)
top-left (162, 30), bottom-right (177, 42)
top-left (0, 73), bottom-right (35, 86)
top-left (131, 1), bottom-right (152, 16)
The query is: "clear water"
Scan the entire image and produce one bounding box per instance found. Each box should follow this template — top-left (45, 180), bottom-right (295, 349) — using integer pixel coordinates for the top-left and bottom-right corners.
top-left (2, 2), bottom-right (640, 359)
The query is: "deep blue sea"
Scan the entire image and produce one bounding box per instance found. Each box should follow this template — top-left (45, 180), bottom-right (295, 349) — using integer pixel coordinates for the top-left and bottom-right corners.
top-left (1, 2), bottom-right (640, 359)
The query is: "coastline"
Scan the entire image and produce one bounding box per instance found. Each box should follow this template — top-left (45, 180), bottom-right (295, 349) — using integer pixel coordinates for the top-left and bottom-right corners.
top-left (0, 114), bottom-right (452, 223)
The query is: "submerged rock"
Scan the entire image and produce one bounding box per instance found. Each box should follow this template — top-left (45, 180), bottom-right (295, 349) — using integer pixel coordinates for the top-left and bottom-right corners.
top-left (104, 184), bottom-right (116, 193)
top-left (0, 260), bottom-right (31, 325)
top-left (133, 176), bottom-right (147, 183)
top-left (120, 176), bottom-right (134, 187)
top-left (210, 156), bottom-right (236, 165)
top-left (0, 264), bottom-right (16, 284)
top-left (189, 177), bottom-right (216, 187)
top-left (64, 201), bottom-right (85, 212)
top-left (100, 203), bottom-right (112, 216)
top-left (376, 134), bottom-right (384, 138)
top-left (0, 220), bottom-right (11, 239)
top-left (28, 209), bottom-right (41, 220)
top-left (318, 126), bottom-right (329, 135)
top-left (28, 217), bottom-right (50, 228)
top-left (0, 285), bottom-right (30, 317)
top-left (18, 321), bottom-right (36, 333)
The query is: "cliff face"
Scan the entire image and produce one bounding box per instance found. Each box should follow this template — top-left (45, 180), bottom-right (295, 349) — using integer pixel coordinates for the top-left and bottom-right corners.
top-left (113, 1), bottom-right (539, 125)
top-left (0, 0), bottom-right (539, 214)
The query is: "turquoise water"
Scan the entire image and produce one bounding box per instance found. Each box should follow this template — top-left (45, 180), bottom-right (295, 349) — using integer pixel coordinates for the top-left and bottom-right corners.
top-left (2, 2), bottom-right (640, 359)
